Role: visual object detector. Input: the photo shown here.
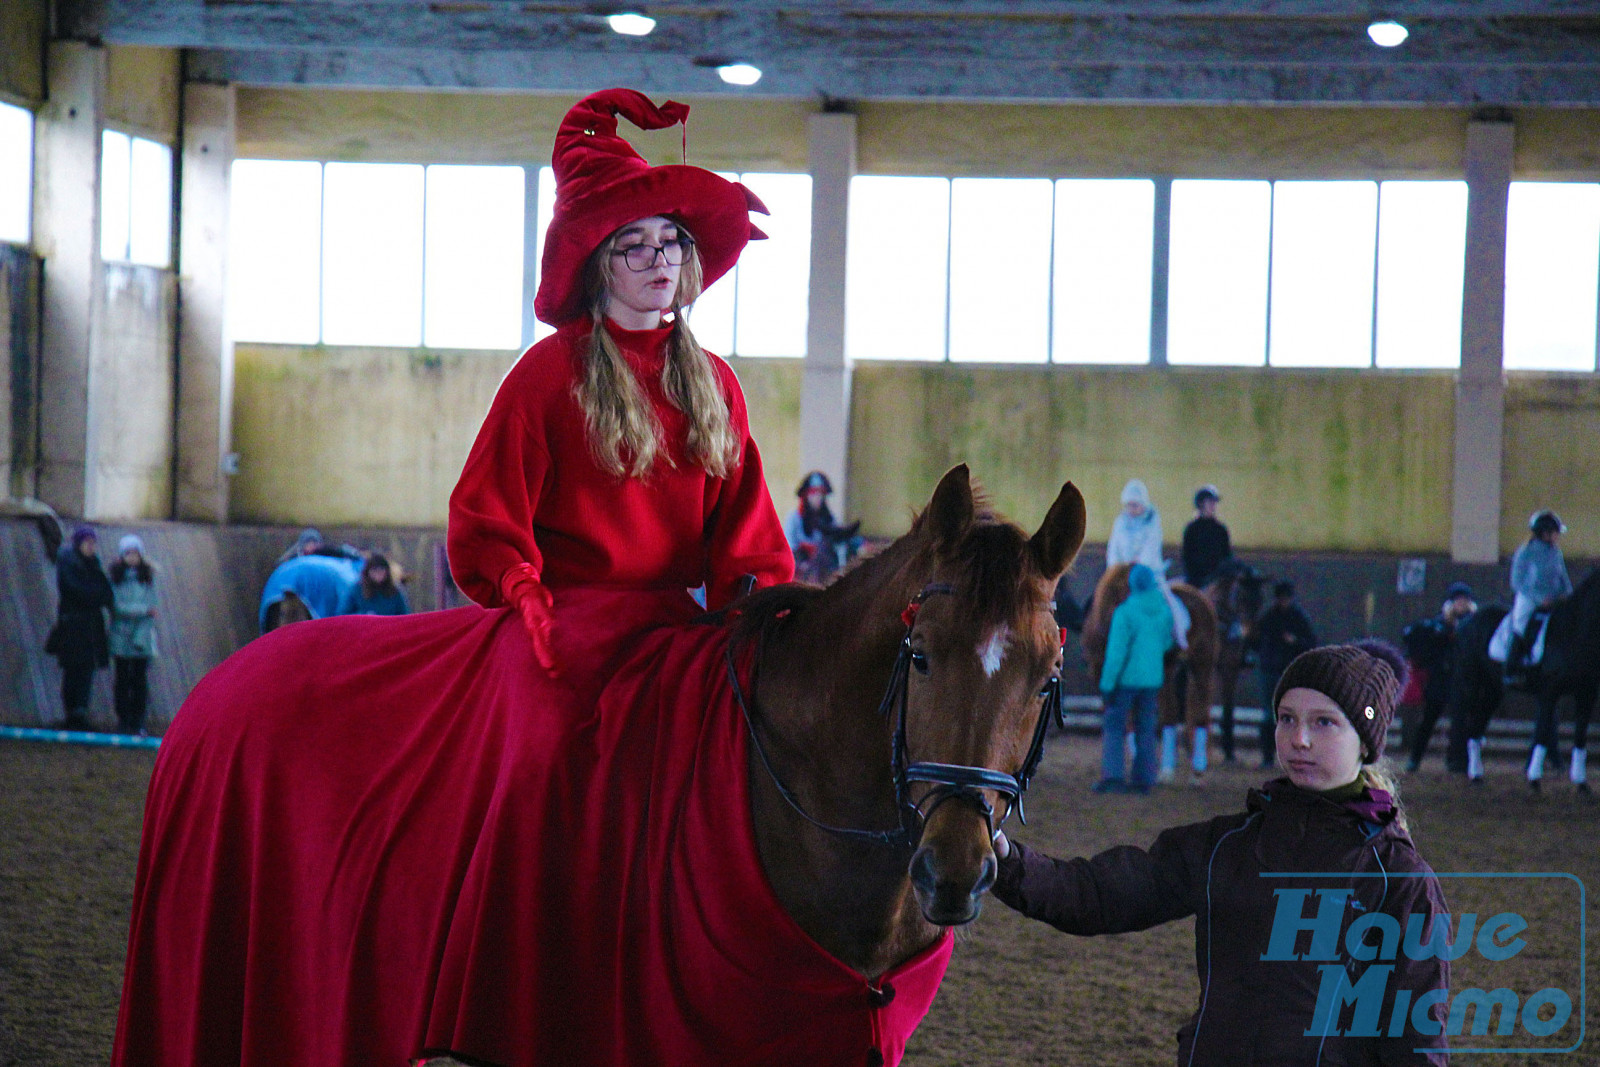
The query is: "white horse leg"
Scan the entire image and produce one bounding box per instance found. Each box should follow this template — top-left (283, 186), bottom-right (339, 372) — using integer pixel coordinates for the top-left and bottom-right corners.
top-left (1158, 725), bottom-right (1178, 783)
top-left (1466, 738), bottom-right (1484, 780)
top-left (1527, 743), bottom-right (1548, 782)
top-left (1571, 748), bottom-right (1588, 785)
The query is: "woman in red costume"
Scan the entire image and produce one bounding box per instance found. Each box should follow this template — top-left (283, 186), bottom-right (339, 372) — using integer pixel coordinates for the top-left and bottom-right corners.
top-left (448, 87), bottom-right (793, 688)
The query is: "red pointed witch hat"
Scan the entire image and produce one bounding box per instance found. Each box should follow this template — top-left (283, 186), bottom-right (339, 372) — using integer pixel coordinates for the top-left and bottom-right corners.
top-left (534, 88), bottom-right (769, 326)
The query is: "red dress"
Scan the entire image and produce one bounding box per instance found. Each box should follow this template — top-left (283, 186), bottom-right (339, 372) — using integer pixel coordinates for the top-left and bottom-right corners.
top-left (448, 317), bottom-right (793, 613)
top-left (110, 321), bottom-right (957, 1067)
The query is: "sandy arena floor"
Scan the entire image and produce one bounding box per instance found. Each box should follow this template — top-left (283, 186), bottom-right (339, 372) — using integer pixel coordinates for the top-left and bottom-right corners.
top-left (1, 734), bottom-right (1596, 1065)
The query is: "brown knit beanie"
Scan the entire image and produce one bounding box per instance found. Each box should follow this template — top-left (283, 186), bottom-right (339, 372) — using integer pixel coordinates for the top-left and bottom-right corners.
top-left (1271, 639), bottom-right (1408, 763)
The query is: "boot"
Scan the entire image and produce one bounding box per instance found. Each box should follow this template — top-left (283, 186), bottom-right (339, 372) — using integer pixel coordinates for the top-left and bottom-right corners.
top-left (1158, 726), bottom-right (1178, 783)
top-left (1466, 738), bottom-right (1484, 782)
top-left (1572, 748), bottom-right (1589, 794)
top-left (63, 707), bottom-right (92, 732)
top-left (1527, 743), bottom-right (1547, 792)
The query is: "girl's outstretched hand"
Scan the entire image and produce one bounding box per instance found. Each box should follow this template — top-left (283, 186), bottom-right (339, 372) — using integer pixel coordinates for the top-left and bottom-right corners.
top-left (499, 562), bottom-right (559, 675)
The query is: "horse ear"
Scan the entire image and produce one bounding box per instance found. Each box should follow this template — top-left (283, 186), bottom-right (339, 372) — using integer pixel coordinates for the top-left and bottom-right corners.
top-left (1029, 481), bottom-right (1087, 580)
top-left (923, 464), bottom-right (975, 549)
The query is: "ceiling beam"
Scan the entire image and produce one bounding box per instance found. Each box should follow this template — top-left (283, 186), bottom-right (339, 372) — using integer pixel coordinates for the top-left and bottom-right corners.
top-left (185, 46), bottom-right (1600, 107)
top-left (56, 0), bottom-right (1600, 105)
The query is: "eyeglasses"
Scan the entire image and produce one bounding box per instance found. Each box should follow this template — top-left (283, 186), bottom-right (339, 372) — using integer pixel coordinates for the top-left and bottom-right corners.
top-left (610, 236), bottom-right (695, 272)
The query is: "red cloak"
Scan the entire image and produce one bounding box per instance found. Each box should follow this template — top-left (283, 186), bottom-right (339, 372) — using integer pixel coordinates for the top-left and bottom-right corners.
top-left (111, 589), bottom-right (951, 1067)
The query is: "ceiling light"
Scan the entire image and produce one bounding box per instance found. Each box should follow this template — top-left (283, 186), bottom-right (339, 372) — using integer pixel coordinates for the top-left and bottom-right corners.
top-left (1367, 20), bottom-right (1408, 48)
top-left (716, 62), bottom-right (762, 86)
top-left (607, 12), bottom-right (655, 37)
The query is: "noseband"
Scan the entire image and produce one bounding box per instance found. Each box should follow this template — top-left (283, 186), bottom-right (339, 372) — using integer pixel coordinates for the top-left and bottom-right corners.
top-left (726, 583), bottom-right (1064, 851)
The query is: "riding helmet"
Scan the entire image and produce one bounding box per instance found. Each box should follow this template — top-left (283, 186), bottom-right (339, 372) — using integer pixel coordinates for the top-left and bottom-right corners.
top-left (1194, 484), bottom-right (1221, 508)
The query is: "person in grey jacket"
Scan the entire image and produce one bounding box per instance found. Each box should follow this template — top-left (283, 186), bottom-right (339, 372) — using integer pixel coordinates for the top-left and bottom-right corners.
top-left (1504, 510), bottom-right (1571, 682)
top-left (108, 534), bottom-right (159, 735)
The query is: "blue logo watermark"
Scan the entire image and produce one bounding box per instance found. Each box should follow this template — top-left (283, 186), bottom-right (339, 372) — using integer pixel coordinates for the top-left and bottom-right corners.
top-left (1260, 873), bottom-right (1585, 1054)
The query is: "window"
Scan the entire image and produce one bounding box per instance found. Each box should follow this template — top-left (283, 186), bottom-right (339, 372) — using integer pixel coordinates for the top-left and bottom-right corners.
top-left (231, 160), bottom-right (529, 349)
top-left (321, 163), bottom-right (424, 347)
top-left (1168, 180), bottom-right (1272, 366)
top-left (1375, 182), bottom-right (1467, 369)
top-left (100, 130), bottom-right (171, 267)
top-left (846, 176), bottom-right (950, 361)
top-left (1504, 182), bottom-right (1600, 372)
top-left (229, 160), bottom-right (323, 344)
top-left (0, 102), bottom-right (33, 244)
top-left (531, 165), bottom-right (558, 344)
top-left (424, 165), bottom-right (524, 350)
top-left (948, 178), bottom-right (1053, 363)
top-left (1052, 179), bottom-right (1154, 364)
top-left (731, 172), bottom-right (811, 358)
top-left (1268, 181), bottom-right (1377, 368)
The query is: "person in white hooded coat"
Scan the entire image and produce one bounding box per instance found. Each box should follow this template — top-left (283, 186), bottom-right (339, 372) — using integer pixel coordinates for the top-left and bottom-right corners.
top-left (1106, 479), bottom-right (1198, 782)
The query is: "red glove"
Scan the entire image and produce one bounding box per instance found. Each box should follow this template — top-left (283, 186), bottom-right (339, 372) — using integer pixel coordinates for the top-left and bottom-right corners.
top-left (499, 562), bottom-right (558, 675)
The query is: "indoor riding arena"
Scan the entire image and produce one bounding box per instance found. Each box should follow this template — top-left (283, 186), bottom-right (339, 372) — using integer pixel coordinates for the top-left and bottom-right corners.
top-left (3, 3), bottom-right (1600, 1065)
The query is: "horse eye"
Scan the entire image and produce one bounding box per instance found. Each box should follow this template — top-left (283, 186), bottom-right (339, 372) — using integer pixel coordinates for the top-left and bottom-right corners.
top-left (910, 649), bottom-right (930, 674)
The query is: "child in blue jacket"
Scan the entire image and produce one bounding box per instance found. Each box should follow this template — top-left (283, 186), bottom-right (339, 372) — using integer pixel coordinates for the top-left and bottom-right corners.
top-left (1096, 563), bottom-right (1174, 793)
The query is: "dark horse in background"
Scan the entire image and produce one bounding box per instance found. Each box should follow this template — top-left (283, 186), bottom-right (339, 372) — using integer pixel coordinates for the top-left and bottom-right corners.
top-left (1207, 561), bottom-right (1267, 761)
top-left (1452, 568), bottom-right (1600, 792)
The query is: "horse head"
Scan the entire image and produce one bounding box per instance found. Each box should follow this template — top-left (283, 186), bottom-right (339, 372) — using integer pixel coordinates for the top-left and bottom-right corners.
top-left (899, 466), bottom-right (1086, 925)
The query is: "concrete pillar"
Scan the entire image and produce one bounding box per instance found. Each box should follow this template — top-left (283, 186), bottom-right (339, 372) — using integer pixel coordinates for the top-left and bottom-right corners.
top-left (1149, 177), bottom-right (1172, 367)
top-left (801, 111), bottom-right (855, 515)
top-left (174, 81), bottom-right (237, 522)
top-left (1451, 117), bottom-right (1514, 564)
top-left (33, 41), bottom-right (106, 517)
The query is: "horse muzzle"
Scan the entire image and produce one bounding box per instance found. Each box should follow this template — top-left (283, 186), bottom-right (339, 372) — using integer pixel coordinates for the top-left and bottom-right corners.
top-left (909, 845), bottom-right (997, 925)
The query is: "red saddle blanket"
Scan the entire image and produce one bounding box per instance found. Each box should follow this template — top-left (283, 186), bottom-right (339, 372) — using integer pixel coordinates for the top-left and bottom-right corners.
top-left (111, 593), bottom-right (951, 1067)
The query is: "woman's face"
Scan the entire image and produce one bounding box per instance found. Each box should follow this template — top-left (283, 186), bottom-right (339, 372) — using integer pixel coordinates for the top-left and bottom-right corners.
top-left (122, 549), bottom-right (142, 567)
top-left (803, 488), bottom-right (826, 510)
top-left (1275, 687), bottom-right (1364, 791)
top-left (366, 564), bottom-right (389, 584)
top-left (77, 536), bottom-right (97, 558)
top-left (604, 216), bottom-right (684, 329)
top-left (1122, 500), bottom-right (1146, 519)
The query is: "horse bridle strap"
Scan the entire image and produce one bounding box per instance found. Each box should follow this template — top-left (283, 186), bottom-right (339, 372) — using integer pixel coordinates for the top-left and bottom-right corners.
top-left (728, 582), bottom-right (1063, 851)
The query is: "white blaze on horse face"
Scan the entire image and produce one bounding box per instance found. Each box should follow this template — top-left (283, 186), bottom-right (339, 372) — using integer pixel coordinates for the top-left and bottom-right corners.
top-left (977, 626), bottom-right (1010, 677)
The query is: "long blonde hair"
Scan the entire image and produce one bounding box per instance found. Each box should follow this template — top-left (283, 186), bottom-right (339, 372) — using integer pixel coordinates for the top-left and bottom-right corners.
top-left (1358, 762), bottom-right (1408, 832)
top-left (574, 223), bottom-right (740, 479)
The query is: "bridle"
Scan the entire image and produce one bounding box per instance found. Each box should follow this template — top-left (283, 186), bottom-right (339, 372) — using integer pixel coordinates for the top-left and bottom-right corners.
top-left (726, 582), bottom-right (1064, 851)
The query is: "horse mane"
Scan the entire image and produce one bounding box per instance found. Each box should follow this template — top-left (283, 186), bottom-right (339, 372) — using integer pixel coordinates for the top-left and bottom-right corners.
top-left (731, 493), bottom-right (1049, 646)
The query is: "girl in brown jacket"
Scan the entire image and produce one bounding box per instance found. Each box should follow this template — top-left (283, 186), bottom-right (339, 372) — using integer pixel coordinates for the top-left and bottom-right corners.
top-left (995, 641), bottom-right (1451, 1066)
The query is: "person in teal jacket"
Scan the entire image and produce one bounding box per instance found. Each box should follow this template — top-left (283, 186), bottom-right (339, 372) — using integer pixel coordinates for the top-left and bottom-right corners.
top-left (1095, 563), bottom-right (1174, 793)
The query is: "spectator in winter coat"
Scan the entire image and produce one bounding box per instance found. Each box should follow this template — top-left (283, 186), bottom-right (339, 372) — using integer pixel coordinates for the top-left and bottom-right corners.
top-left (1252, 580), bottom-right (1318, 767)
top-left (46, 524), bottom-right (114, 730)
top-left (344, 553), bottom-right (411, 616)
top-left (1106, 479), bottom-right (1190, 649)
top-left (1400, 581), bottom-right (1475, 771)
top-left (108, 534), bottom-right (159, 735)
top-left (993, 641), bottom-right (1449, 1067)
top-left (1502, 509), bottom-right (1572, 682)
top-left (1180, 484), bottom-right (1233, 589)
top-left (1094, 563), bottom-right (1174, 794)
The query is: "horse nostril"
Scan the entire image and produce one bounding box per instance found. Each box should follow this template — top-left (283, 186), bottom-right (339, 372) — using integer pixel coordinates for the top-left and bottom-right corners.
top-left (909, 847), bottom-right (937, 897)
top-left (972, 853), bottom-right (997, 898)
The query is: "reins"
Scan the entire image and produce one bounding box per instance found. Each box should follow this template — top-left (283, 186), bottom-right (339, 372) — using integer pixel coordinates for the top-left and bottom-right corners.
top-left (726, 581), bottom-right (1064, 851)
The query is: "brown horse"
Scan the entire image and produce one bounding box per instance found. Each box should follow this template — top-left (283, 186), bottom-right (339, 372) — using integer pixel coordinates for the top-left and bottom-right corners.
top-left (1207, 562), bottom-right (1267, 761)
top-left (117, 466), bottom-right (1086, 1066)
top-left (1081, 563), bottom-right (1219, 775)
top-left (735, 465), bottom-right (1085, 972)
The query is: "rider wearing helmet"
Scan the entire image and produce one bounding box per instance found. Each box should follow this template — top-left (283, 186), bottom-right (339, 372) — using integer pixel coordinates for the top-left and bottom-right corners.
top-left (1505, 509), bottom-right (1572, 682)
top-left (1180, 483), bottom-right (1232, 589)
top-left (783, 470), bottom-right (862, 581)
